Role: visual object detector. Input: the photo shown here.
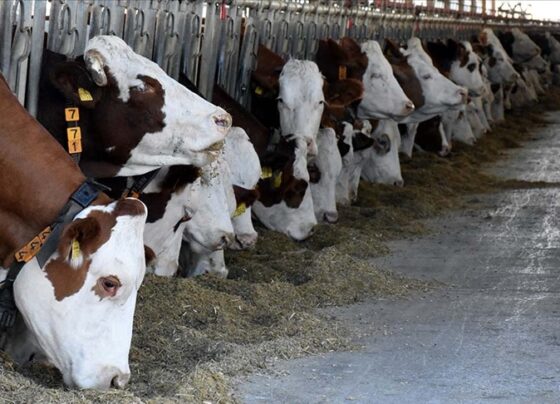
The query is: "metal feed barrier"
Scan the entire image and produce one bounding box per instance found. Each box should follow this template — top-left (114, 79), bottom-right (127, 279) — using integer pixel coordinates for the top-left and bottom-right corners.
top-left (1, 0), bottom-right (560, 117)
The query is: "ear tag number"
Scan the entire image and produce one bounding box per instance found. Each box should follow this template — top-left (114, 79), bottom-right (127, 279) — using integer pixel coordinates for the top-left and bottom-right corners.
top-left (78, 87), bottom-right (93, 102)
top-left (233, 202), bottom-right (247, 218)
top-left (64, 107), bottom-right (80, 122)
top-left (67, 127), bottom-right (83, 154)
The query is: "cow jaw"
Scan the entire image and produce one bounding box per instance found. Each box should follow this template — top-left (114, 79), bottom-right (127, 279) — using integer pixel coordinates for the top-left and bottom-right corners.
top-left (13, 200), bottom-right (147, 389)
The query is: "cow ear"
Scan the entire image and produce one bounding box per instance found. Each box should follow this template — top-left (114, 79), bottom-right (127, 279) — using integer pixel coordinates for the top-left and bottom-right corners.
top-left (340, 37), bottom-right (362, 59)
top-left (57, 217), bottom-right (101, 267)
top-left (50, 61), bottom-right (102, 108)
top-left (324, 78), bottom-right (363, 108)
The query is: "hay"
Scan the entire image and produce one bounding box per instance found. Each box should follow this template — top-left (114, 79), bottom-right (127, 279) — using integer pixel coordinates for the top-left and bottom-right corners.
top-left (1, 90), bottom-right (559, 403)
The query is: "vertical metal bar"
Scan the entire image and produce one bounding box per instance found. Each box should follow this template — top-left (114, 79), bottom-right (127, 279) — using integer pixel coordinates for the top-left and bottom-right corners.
top-left (0, 0), bottom-right (14, 78)
top-left (26, 0), bottom-right (47, 116)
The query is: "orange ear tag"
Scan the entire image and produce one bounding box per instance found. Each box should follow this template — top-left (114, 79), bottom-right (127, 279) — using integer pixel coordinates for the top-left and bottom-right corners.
top-left (64, 107), bottom-right (80, 122)
top-left (233, 202), bottom-right (247, 218)
top-left (67, 127), bottom-right (82, 154)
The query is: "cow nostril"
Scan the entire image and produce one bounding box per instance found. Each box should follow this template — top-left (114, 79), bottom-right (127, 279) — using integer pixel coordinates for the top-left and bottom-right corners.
top-left (213, 113), bottom-right (232, 130)
top-left (323, 212), bottom-right (339, 224)
top-left (394, 180), bottom-right (404, 187)
top-left (111, 373), bottom-right (130, 389)
top-left (405, 101), bottom-right (415, 111)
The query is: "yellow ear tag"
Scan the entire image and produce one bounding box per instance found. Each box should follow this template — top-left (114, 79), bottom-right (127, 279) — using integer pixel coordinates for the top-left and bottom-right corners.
top-left (255, 86), bottom-right (263, 95)
top-left (71, 240), bottom-right (81, 260)
top-left (233, 202), bottom-right (247, 218)
top-left (272, 171), bottom-right (283, 188)
top-left (78, 87), bottom-right (93, 102)
top-left (338, 65), bottom-right (347, 80)
top-left (261, 166), bottom-right (273, 179)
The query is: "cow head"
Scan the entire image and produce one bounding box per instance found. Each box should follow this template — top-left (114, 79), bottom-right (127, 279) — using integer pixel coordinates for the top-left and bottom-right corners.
top-left (360, 120), bottom-right (403, 186)
top-left (183, 156), bottom-right (236, 251)
top-left (545, 32), bottom-right (560, 65)
top-left (399, 38), bottom-right (467, 118)
top-left (48, 36), bottom-right (231, 177)
top-left (277, 59), bottom-right (325, 156)
top-left (309, 128), bottom-right (342, 223)
top-left (14, 198), bottom-right (147, 389)
top-left (508, 28), bottom-right (542, 63)
top-left (449, 40), bottom-right (486, 96)
top-left (253, 138), bottom-right (316, 241)
top-left (223, 127), bottom-right (261, 250)
top-left (357, 40), bottom-right (415, 120)
top-left (140, 166), bottom-right (202, 277)
top-left (477, 29), bottom-right (519, 85)
top-left (384, 39), bottom-right (426, 112)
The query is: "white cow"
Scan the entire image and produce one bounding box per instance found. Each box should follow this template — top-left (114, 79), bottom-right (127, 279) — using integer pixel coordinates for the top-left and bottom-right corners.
top-left (335, 123), bottom-right (357, 206)
top-left (309, 128), bottom-right (343, 223)
top-left (357, 40), bottom-right (415, 120)
top-left (277, 59), bottom-right (324, 156)
top-left (223, 127), bottom-right (261, 249)
top-left (360, 119), bottom-right (404, 185)
top-left (4, 199), bottom-right (147, 389)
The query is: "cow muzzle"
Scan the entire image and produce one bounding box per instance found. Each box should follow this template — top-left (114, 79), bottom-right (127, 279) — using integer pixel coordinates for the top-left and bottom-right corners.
top-left (213, 113), bottom-right (232, 133)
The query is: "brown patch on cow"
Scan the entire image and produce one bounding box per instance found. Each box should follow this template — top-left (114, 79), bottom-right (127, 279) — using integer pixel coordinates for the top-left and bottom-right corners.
top-left (384, 39), bottom-right (425, 110)
top-left (45, 210), bottom-right (117, 301)
top-left (144, 245), bottom-right (156, 265)
top-left (233, 185), bottom-right (260, 208)
top-left (114, 197), bottom-right (147, 217)
top-left (352, 132), bottom-right (375, 152)
top-left (251, 44), bottom-right (286, 92)
top-left (38, 51), bottom-right (168, 177)
top-left (307, 163), bottom-right (321, 184)
top-left (140, 165), bottom-right (200, 223)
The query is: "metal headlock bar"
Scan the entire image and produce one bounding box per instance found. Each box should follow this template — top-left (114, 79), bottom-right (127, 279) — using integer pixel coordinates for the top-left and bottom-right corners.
top-left (0, 0), bottom-right (559, 116)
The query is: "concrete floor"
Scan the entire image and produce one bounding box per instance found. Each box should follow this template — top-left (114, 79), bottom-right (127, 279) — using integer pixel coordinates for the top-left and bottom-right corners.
top-left (235, 112), bottom-right (560, 404)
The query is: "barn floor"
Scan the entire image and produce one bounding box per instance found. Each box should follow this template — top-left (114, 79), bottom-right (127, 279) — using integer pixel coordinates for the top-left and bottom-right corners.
top-left (235, 114), bottom-right (560, 403)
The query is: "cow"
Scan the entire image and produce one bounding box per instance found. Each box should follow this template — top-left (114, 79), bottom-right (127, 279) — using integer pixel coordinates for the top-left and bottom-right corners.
top-left (309, 128), bottom-right (343, 223)
top-left (37, 36), bottom-right (232, 178)
top-left (212, 84), bottom-right (316, 240)
top-left (224, 127), bottom-right (261, 250)
top-left (0, 74), bottom-right (147, 389)
top-left (360, 119), bottom-right (404, 185)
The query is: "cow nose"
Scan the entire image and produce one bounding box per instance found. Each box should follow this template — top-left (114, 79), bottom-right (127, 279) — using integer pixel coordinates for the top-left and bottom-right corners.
top-left (404, 100), bottom-right (415, 112)
top-left (393, 179), bottom-right (404, 187)
top-left (111, 372), bottom-right (130, 389)
top-left (218, 233), bottom-right (234, 249)
top-left (213, 113), bottom-right (232, 132)
top-left (323, 211), bottom-right (339, 224)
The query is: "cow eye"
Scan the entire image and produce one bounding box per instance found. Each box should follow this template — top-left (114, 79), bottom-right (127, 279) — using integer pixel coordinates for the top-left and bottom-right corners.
top-left (422, 74), bottom-right (432, 80)
top-left (371, 72), bottom-right (381, 79)
top-left (467, 63), bottom-right (476, 72)
top-left (97, 276), bottom-right (121, 298)
top-left (318, 100), bottom-right (325, 105)
top-left (277, 98), bottom-right (284, 104)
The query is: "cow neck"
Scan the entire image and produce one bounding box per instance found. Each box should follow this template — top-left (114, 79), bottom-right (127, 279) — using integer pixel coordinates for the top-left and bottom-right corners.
top-left (0, 76), bottom-right (107, 267)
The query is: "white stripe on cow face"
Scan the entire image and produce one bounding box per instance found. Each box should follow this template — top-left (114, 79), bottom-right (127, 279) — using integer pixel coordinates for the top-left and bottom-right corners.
top-left (357, 41), bottom-right (415, 121)
top-left (277, 60), bottom-right (324, 156)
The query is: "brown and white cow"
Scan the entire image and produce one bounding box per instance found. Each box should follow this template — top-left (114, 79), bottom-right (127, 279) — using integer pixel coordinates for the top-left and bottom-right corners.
top-left (38, 36), bottom-right (232, 178)
top-left (0, 74), bottom-right (147, 389)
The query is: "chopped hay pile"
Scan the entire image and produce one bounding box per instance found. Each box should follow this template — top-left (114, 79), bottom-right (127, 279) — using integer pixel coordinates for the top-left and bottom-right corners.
top-left (1, 91), bottom-right (559, 403)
